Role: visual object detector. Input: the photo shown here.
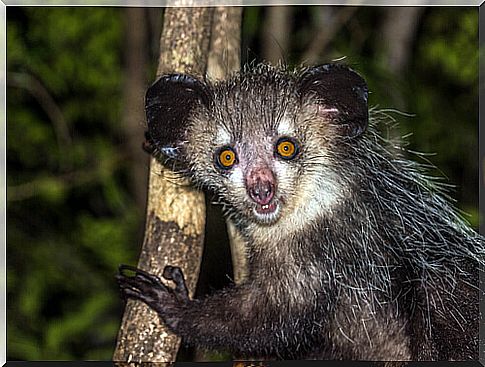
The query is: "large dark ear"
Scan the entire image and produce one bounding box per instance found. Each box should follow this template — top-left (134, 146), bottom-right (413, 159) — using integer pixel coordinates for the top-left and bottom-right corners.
top-left (144, 74), bottom-right (212, 160)
top-left (297, 64), bottom-right (369, 138)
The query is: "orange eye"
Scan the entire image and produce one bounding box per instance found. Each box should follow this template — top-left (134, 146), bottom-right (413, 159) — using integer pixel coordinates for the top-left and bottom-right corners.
top-left (276, 138), bottom-right (298, 160)
top-left (216, 147), bottom-right (237, 169)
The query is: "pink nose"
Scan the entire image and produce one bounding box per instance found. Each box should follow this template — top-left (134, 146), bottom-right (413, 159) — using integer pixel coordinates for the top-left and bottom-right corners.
top-left (246, 168), bottom-right (276, 205)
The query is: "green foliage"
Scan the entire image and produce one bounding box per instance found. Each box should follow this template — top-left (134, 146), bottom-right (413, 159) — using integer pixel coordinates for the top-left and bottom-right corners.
top-left (407, 9), bottom-right (478, 217)
top-left (421, 10), bottom-right (477, 85)
top-left (7, 8), bottom-right (139, 360)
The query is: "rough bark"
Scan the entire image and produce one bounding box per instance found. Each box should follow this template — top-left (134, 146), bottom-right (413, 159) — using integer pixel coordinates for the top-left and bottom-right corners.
top-left (206, 7), bottom-right (247, 285)
top-left (113, 7), bottom-right (214, 363)
top-left (207, 7), bottom-right (242, 80)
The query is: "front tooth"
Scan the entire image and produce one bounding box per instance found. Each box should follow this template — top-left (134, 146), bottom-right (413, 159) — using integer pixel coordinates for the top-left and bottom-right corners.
top-left (262, 204), bottom-right (269, 209)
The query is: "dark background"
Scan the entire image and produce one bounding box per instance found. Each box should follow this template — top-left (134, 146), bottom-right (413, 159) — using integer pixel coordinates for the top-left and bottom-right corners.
top-left (6, 6), bottom-right (479, 360)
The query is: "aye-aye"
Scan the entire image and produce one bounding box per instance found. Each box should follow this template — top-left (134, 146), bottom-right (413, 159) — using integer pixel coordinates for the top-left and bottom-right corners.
top-left (117, 63), bottom-right (484, 360)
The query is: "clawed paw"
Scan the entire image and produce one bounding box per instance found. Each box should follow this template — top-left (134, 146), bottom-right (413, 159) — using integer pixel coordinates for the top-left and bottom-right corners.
top-left (116, 264), bottom-right (189, 329)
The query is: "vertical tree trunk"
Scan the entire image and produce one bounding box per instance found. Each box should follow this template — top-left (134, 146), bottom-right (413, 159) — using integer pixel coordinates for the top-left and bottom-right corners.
top-left (113, 7), bottom-right (214, 363)
top-left (381, 7), bottom-right (424, 76)
top-left (261, 6), bottom-right (292, 65)
top-left (380, 7), bottom-right (424, 109)
top-left (301, 6), bottom-right (358, 65)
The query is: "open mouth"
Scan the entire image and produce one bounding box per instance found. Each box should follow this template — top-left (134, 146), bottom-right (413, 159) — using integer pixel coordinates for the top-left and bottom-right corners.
top-left (252, 200), bottom-right (281, 224)
top-left (255, 201), bottom-right (278, 215)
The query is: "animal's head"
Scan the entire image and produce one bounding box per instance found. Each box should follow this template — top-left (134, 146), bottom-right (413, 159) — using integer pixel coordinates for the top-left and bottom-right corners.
top-left (145, 64), bottom-right (368, 228)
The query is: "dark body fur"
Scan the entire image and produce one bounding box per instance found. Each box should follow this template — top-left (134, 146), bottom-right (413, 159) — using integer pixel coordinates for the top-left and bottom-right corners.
top-left (118, 64), bottom-right (483, 360)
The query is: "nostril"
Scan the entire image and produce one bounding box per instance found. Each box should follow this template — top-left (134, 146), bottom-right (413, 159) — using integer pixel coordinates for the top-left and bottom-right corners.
top-left (249, 180), bottom-right (274, 205)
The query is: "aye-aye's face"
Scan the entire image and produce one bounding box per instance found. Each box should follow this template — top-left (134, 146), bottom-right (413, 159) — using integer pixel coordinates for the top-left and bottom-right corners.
top-left (145, 64), bottom-right (368, 227)
top-left (183, 89), bottom-right (347, 227)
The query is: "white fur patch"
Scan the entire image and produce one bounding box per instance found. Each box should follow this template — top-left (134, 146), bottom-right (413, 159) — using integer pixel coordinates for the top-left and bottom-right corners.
top-left (290, 170), bottom-right (344, 226)
top-left (229, 166), bottom-right (244, 187)
top-left (215, 126), bottom-right (231, 145)
top-left (273, 160), bottom-right (288, 181)
top-left (277, 116), bottom-right (295, 136)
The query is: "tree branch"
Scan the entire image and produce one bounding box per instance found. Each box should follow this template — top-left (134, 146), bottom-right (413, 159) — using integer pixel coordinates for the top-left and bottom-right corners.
top-left (301, 7), bottom-right (358, 65)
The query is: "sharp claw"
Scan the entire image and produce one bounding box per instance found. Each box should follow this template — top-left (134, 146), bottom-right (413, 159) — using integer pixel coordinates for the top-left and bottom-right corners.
top-left (118, 273), bottom-right (160, 295)
top-left (118, 264), bottom-right (163, 285)
top-left (119, 264), bottom-right (140, 275)
top-left (117, 277), bottom-right (140, 291)
top-left (122, 287), bottom-right (152, 304)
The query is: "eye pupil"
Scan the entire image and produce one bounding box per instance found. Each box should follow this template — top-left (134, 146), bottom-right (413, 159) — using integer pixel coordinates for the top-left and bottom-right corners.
top-left (216, 147), bottom-right (237, 169)
top-left (276, 138), bottom-right (298, 160)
